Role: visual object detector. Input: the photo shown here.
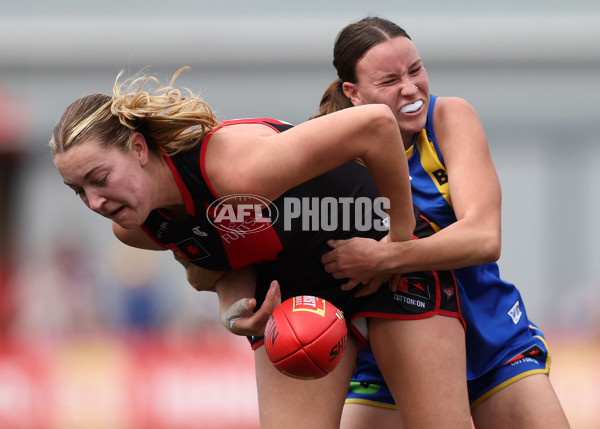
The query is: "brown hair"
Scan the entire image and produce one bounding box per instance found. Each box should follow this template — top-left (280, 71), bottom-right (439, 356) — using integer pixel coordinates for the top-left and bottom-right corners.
top-left (50, 67), bottom-right (219, 157)
top-left (311, 17), bottom-right (411, 119)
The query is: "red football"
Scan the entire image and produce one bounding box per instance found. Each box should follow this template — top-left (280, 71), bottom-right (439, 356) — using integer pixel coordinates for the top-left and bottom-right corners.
top-left (264, 296), bottom-right (347, 380)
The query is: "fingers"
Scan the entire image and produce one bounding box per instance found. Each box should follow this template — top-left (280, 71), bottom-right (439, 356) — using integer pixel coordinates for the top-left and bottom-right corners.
top-left (266, 280), bottom-right (282, 309)
top-left (353, 275), bottom-right (391, 298)
top-left (354, 280), bottom-right (380, 298)
top-left (321, 239), bottom-right (348, 265)
top-left (389, 274), bottom-right (403, 293)
top-left (340, 278), bottom-right (362, 292)
top-left (327, 239), bottom-right (343, 249)
top-left (253, 281), bottom-right (281, 319)
top-left (220, 298), bottom-right (254, 332)
top-left (228, 281), bottom-right (282, 337)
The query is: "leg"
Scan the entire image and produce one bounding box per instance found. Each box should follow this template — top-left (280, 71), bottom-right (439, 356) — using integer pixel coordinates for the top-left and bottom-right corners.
top-left (369, 315), bottom-right (471, 429)
top-left (254, 334), bottom-right (361, 429)
top-left (471, 373), bottom-right (570, 429)
top-left (341, 403), bottom-right (402, 429)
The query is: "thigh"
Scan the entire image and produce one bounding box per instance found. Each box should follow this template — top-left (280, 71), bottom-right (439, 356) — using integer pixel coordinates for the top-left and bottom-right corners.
top-left (471, 373), bottom-right (570, 429)
top-left (341, 403), bottom-right (402, 429)
top-left (369, 315), bottom-right (471, 429)
top-left (254, 334), bottom-right (361, 429)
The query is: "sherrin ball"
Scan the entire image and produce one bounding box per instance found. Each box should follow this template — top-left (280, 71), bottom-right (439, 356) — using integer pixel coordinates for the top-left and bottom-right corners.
top-left (265, 295), bottom-right (347, 380)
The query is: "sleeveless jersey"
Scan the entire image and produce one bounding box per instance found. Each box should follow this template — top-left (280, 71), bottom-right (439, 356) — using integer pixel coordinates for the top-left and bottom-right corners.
top-left (141, 118), bottom-right (388, 309)
top-left (409, 95), bottom-right (540, 379)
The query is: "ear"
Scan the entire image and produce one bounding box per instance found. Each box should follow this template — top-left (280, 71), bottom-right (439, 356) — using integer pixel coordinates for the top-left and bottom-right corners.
top-left (131, 132), bottom-right (150, 166)
top-left (342, 82), bottom-right (362, 106)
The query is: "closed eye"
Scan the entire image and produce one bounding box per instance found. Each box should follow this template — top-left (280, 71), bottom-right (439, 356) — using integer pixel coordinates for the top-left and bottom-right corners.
top-left (377, 76), bottom-right (398, 86)
top-left (409, 66), bottom-right (422, 75)
top-left (70, 186), bottom-right (85, 199)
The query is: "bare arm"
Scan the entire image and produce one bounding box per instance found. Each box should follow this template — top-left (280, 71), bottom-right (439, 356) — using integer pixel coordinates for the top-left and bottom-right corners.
top-left (322, 97), bottom-right (501, 280)
top-left (110, 223), bottom-right (280, 334)
top-left (213, 268), bottom-right (281, 336)
top-left (170, 260), bottom-right (281, 337)
top-left (205, 104), bottom-right (415, 242)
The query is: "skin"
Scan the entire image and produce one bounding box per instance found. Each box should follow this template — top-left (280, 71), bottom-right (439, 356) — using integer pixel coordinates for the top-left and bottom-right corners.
top-left (57, 104), bottom-right (415, 244)
top-left (55, 133), bottom-right (181, 230)
top-left (322, 36), bottom-right (570, 428)
top-left (58, 103), bottom-right (459, 428)
top-left (167, 41), bottom-right (472, 427)
top-left (330, 36), bottom-right (501, 288)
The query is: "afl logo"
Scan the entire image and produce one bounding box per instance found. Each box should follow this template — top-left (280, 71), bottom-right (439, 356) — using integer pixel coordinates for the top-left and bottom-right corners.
top-left (206, 194), bottom-right (278, 234)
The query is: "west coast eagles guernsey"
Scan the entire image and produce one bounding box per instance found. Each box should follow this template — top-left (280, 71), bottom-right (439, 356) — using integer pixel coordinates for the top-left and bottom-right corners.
top-left (409, 95), bottom-right (542, 380)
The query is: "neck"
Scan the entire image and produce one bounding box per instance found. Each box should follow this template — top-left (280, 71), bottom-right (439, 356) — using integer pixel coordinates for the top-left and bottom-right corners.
top-left (152, 152), bottom-right (187, 218)
top-left (401, 130), bottom-right (414, 149)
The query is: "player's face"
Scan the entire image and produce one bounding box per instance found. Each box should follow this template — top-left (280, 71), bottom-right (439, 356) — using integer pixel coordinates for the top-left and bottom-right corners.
top-left (344, 36), bottom-right (430, 145)
top-left (54, 137), bottom-right (152, 229)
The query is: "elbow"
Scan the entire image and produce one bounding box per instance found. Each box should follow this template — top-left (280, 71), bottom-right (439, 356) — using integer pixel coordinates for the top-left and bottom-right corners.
top-left (481, 230), bottom-right (502, 263)
top-left (356, 104), bottom-right (398, 140)
top-left (368, 104), bottom-right (398, 134)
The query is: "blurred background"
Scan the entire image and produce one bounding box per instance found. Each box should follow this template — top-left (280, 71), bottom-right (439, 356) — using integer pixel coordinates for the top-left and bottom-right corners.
top-left (0, 0), bottom-right (598, 427)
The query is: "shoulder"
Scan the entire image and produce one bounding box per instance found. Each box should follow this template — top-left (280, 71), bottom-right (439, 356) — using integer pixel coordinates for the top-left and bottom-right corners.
top-left (433, 97), bottom-right (478, 123)
top-left (212, 120), bottom-right (283, 138)
top-left (432, 96), bottom-right (484, 139)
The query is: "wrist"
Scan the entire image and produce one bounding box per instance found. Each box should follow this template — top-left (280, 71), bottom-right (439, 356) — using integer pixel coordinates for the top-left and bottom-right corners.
top-left (380, 241), bottom-right (405, 274)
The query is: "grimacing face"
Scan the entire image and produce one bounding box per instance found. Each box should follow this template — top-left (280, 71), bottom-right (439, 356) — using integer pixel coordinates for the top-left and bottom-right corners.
top-left (54, 134), bottom-right (154, 229)
top-left (343, 36), bottom-right (430, 146)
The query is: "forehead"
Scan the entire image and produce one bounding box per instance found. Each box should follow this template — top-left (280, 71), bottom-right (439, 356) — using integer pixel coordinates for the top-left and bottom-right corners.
top-left (356, 36), bottom-right (420, 76)
top-left (54, 140), bottom-right (122, 181)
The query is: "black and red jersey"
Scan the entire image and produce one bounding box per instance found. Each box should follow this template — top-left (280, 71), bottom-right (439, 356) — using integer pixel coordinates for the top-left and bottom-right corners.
top-left (142, 118), bottom-right (386, 273)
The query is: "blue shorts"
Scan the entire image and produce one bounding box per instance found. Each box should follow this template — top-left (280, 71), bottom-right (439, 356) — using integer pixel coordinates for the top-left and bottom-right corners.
top-left (346, 322), bottom-right (550, 407)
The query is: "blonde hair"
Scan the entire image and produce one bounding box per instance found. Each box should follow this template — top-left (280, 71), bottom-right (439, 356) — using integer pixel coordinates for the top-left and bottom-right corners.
top-left (50, 67), bottom-right (219, 157)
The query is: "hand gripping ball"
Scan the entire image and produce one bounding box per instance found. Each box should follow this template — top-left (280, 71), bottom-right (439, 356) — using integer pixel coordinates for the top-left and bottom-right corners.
top-left (265, 296), bottom-right (347, 380)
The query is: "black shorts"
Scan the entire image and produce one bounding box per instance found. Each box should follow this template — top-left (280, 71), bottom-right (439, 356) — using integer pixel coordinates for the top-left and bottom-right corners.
top-left (249, 265), bottom-right (463, 349)
top-left (347, 267), bottom-right (464, 344)
top-left (249, 207), bottom-right (463, 348)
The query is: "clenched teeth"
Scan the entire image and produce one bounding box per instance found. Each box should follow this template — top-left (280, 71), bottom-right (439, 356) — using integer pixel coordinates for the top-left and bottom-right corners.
top-left (400, 100), bottom-right (424, 113)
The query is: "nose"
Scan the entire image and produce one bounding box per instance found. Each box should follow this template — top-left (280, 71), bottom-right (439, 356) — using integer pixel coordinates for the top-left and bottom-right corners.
top-left (402, 82), bottom-right (419, 96)
top-left (85, 189), bottom-right (107, 213)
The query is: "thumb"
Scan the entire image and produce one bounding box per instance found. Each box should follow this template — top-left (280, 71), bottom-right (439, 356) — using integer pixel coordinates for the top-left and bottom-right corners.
top-left (263, 280), bottom-right (282, 311)
top-left (221, 297), bottom-right (254, 332)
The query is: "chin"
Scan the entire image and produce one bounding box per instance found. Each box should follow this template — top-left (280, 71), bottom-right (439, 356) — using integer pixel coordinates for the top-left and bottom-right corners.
top-left (399, 121), bottom-right (425, 136)
top-left (113, 218), bottom-right (138, 230)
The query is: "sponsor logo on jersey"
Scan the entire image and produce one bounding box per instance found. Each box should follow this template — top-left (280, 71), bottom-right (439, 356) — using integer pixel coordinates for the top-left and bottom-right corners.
top-left (167, 238), bottom-right (210, 262)
top-left (192, 226), bottom-right (208, 237)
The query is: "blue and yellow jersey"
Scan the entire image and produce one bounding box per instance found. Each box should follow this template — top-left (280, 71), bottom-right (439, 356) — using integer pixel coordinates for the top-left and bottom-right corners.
top-left (407, 95), bottom-right (541, 380)
top-left (407, 95), bottom-right (456, 231)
